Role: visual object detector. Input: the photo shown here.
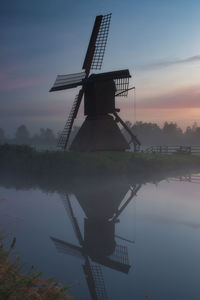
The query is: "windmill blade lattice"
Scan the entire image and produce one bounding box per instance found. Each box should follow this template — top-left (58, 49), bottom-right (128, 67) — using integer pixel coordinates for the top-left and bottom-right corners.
top-left (83, 14), bottom-right (112, 72)
top-left (91, 265), bottom-right (108, 300)
top-left (50, 71), bottom-right (85, 92)
top-left (58, 88), bottom-right (84, 149)
top-left (83, 263), bottom-right (108, 300)
top-left (109, 244), bottom-right (129, 266)
top-left (91, 13), bottom-right (112, 70)
top-left (50, 236), bottom-right (84, 259)
top-left (61, 194), bottom-right (83, 245)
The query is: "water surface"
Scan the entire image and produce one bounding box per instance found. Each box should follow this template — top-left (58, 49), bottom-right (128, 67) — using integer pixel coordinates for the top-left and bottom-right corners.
top-left (0, 174), bottom-right (200, 300)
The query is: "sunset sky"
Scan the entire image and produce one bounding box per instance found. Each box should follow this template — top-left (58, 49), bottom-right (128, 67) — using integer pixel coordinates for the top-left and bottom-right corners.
top-left (1, 0), bottom-right (200, 135)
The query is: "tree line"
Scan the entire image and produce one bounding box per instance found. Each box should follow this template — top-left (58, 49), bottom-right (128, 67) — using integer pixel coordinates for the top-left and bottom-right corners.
top-left (0, 121), bottom-right (200, 149)
top-left (123, 121), bottom-right (200, 146)
top-left (0, 125), bottom-right (57, 150)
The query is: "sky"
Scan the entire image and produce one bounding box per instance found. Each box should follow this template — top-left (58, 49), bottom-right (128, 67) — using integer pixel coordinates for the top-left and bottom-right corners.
top-left (0, 0), bottom-right (200, 136)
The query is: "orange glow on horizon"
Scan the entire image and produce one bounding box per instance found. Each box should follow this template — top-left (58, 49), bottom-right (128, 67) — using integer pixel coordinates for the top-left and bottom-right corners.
top-left (119, 107), bottom-right (200, 130)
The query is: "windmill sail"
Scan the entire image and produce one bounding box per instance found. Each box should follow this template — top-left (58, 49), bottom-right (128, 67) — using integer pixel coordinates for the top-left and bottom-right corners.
top-left (50, 236), bottom-right (83, 259)
top-left (83, 13), bottom-right (112, 73)
top-left (90, 244), bottom-right (130, 274)
top-left (83, 261), bottom-right (108, 300)
top-left (57, 88), bottom-right (84, 149)
top-left (49, 71), bottom-right (85, 92)
top-left (51, 235), bottom-right (108, 300)
top-left (61, 194), bottom-right (83, 244)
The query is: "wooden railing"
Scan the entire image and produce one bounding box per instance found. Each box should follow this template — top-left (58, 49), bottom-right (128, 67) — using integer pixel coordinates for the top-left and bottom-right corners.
top-left (143, 145), bottom-right (200, 155)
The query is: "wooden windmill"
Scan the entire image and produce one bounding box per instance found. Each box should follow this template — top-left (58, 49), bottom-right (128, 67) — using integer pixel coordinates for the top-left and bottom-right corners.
top-left (50, 183), bottom-right (141, 300)
top-left (50, 13), bottom-right (140, 151)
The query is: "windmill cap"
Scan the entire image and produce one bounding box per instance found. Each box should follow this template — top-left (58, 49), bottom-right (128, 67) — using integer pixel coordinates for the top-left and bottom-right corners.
top-left (88, 69), bottom-right (131, 82)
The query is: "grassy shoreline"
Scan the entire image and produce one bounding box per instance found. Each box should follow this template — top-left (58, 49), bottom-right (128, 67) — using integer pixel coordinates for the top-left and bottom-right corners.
top-left (0, 144), bottom-right (200, 194)
top-left (1, 144), bottom-right (200, 177)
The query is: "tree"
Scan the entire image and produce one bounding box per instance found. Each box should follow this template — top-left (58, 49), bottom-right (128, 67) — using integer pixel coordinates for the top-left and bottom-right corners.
top-left (192, 122), bottom-right (198, 133)
top-left (39, 128), bottom-right (55, 143)
top-left (131, 121), bottom-right (162, 145)
top-left (0, 128), bottom-right (6, 143)
top-left (30, 128), bottom-right (56, 149)
top-left (163, 122), bottom-right (182, 135)
top-left (15, 125), bottom-right (30, 143)
top-left (162, 122), bottom-right (183, 144)
top-left (44, 128), bottom-right (55, 141)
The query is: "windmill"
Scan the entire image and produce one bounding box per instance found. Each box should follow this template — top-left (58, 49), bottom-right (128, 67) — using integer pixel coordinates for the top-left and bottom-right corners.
top-left (50, 14), bottom-right (140, 151)
top-left (50, 181), bottom-right (141, 300)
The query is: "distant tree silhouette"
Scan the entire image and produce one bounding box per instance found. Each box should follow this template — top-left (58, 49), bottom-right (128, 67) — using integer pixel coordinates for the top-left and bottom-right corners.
top-left (15, 125), bottom-right (30, 144)
top-left (131, 121), bottom-right (162, 145)
top-left (0, 128), bottom-right (6, 144)
top-left (1, 121), bottom-right (200, 149)
top-left (31, 128), bottom-right (56, 149)
top-left (163, 122), bottom-right (182, 135)
top-left (40, 128), bottom-right (55, 142)
top-left (162, 122), bottom-right (183, 144)
top-left (183, 122), bottom-right (200, 145)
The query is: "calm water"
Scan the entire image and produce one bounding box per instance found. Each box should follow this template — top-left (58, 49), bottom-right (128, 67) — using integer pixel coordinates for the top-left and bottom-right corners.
top-left (0, 174), bottom-right (200, 300)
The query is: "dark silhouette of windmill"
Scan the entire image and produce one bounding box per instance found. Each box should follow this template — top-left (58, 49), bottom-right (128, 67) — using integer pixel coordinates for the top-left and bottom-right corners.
top-left (50, 14), bottom-right (140, 151)
top-left (50, 181), bottom-right (141, 300)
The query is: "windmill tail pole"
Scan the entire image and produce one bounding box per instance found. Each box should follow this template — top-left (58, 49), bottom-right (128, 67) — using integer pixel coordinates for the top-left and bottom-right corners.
top-left (115, 86), bottom-right (135, 97)
top-left (113, 111), bottom-right (141, 151)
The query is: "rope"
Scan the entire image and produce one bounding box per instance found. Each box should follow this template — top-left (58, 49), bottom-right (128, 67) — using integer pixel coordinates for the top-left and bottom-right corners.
top-left (133, 88), bottom-right (137, 125)
top-left (134, 193), bottom-right (136, 243)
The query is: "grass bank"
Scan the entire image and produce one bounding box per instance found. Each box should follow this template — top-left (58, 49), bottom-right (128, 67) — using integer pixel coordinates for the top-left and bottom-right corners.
top-left (1, 144), bottom-right (200, 178)
top-left (0, 237), bottom-right (70, 300)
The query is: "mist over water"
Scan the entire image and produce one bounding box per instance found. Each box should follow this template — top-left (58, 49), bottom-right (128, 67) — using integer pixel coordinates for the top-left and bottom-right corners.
top-left (0, 172), bottom-right (200, 300)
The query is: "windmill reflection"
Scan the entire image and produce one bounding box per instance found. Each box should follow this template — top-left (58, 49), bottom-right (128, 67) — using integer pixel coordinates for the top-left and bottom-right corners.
top-left (51, 181), bottom-right (141, 300)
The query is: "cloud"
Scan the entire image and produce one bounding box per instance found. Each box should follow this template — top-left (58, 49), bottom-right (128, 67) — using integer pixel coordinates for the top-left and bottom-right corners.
top-left (138, 85), bottom-right (200, 109)
top-left (0, 60), bottom-right (50, 91)
top-left (141, 55), bottom-right (200, 70)
top-left (0, 68), bottom-right (47, 91)
top-left (0, 95), bottom-right (72, 120)
top-left (0, 77), bottom-right (47, 91)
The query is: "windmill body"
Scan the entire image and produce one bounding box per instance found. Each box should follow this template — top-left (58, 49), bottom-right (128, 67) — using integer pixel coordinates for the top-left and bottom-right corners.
top-left (84, 74), bottom-right (116, 116)
top-left (50, 14), bottom-right (140, 151)
top-left (71, 71), bottom-right (131, 151)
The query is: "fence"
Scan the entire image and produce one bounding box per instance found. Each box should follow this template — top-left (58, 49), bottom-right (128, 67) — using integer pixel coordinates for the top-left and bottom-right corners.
top-left (143, 145), bottom-right (200, 155)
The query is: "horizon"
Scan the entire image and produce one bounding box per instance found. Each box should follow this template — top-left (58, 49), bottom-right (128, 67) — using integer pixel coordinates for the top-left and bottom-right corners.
top-left (1, 119), bottom-right (199, 138)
